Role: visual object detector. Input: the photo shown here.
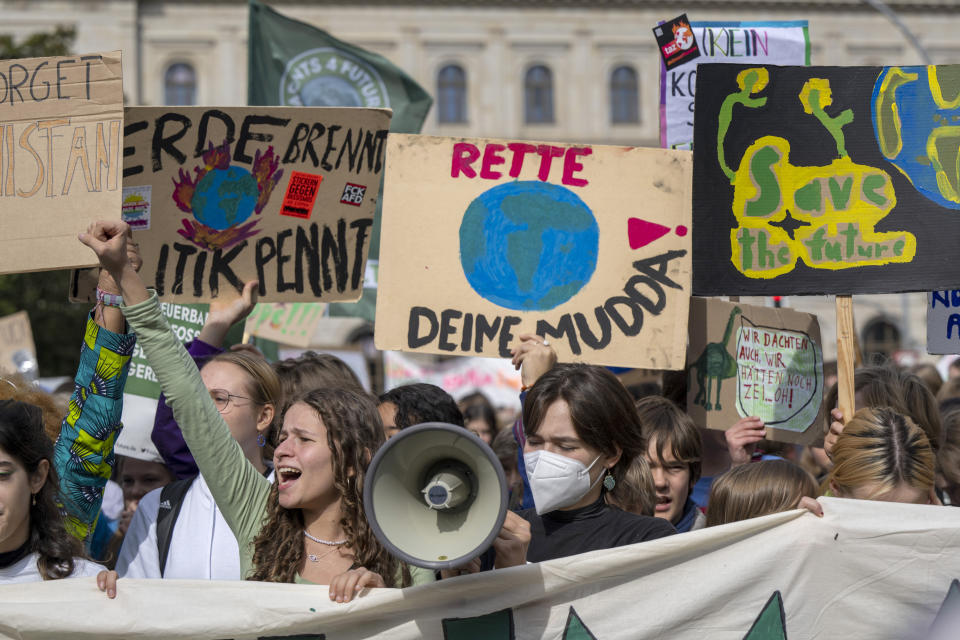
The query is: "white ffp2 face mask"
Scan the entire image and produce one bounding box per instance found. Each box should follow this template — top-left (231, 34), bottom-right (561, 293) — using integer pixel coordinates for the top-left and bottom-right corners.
top-left (524, 449), bottom-right (602, 515)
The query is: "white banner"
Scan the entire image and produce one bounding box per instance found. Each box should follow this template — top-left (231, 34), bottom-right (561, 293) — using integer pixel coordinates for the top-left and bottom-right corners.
top-left (3, 499), bottom-right (960, 639)
top-left (659, 21), bottom-right (809, 150)
top-left (383, 350), bottom-right (522, 409)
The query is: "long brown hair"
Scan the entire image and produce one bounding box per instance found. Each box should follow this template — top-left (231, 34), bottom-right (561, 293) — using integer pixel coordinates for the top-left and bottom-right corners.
top-left (706, 460), bottom-right (817, 527)
top-left (0, 400), bottom-right (82, 579)
top-left (248, 388), bottom-right (409, 586)
top-left (822, 364), bottom-right (942, 452)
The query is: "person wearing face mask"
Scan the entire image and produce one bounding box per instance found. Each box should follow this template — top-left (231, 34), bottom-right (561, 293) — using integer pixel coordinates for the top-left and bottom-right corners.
top-left (80, 220), bottom-right (433, 600)
top-left (512, 362), bottom-right (676, 564)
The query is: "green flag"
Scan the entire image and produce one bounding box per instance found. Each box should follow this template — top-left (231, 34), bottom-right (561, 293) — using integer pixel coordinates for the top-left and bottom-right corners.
top-left (248, 0), bottom-right (432, 133)
top-left (248, 0), bottom-right (431, 322)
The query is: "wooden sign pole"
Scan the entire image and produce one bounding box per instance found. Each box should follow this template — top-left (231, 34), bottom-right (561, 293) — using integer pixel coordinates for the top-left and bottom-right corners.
top-left (835, 295), bottom-right (856, 424)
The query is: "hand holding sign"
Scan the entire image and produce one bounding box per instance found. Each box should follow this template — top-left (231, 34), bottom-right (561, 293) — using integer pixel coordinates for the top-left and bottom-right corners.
top-left (725, 416), bottom-right (766, 466)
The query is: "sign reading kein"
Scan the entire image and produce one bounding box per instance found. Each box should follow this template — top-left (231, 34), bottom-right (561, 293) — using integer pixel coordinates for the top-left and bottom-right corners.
top-left (693, 63), bottom-right (960, 296)
top-left (686, 297), bottom-right (823, 444)
top-left (376, 134), bottom-right (692, 370)
top-left (0, 51), bottom-right (123, 275)
top-left (123, 106), bottom-right (391, 302)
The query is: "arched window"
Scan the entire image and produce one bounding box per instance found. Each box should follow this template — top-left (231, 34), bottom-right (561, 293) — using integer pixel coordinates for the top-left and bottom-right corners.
top-left (437, 64), bottom-right (467, 124)
top-left (862, 318), bottom-right (901, 361)
top-left (164, 63), bottom-right (196, 106)
top-left (524, 65), bottom-right (554, 124)
top-left (610, 65), bottom-right (639, 124)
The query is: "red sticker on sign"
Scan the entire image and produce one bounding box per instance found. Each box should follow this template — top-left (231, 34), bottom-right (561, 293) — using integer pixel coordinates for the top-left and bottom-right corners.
top-left (281, 171), bottom-right (323, 218)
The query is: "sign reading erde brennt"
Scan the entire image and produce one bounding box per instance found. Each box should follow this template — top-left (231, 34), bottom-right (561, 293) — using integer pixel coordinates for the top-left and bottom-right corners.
top-left (376, 134), bottom-right (692, 370)
top-left (0, 51), bottom-right (123, 275)
top-left (123, 106), bottom-right (391, 302)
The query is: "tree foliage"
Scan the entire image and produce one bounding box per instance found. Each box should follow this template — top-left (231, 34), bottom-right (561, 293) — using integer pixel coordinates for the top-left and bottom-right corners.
top-left (0, 26), bottom-right (88, 377)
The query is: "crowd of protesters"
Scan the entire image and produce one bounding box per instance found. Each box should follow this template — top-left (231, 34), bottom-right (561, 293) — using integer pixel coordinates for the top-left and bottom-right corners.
top-left (0, 220), bottom-right (955, 604)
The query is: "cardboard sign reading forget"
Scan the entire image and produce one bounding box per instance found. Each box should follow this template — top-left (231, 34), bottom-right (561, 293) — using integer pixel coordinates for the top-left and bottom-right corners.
top-left (693, 63), bottom-right (960, 296)
top-left (123, 106), bottom-right (391, 302)
top-left (0, 311), bottom-right (37, 376)
top-left (687, 297), bottom-right (823, 444)
top-left (928, 290), bottom-right (960, 355)
top-left (0, 51), bottom-right (123, 275)
top-left (376, 134), bottom-right (692, 370)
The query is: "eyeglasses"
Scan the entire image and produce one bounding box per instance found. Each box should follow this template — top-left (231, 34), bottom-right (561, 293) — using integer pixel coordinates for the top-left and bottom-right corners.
top-left (208, 389), bottom-right (252, 414)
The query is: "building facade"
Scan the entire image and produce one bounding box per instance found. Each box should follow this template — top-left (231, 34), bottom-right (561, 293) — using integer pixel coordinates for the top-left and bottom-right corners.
top-left (3, 0), bottom-right (958, 361)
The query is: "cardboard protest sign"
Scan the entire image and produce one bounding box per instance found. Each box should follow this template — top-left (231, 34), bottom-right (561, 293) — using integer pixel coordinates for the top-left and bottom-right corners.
top-left (123, 106), bottom-right (391, 303)
top-left (116, 302), bottom-right (213, 461)
top-left (376, 135), bottom-right (692, 369)
top-left (659, 22), bottom-right (809, 150)
top-left (693, 63), bottom-right (960, 296)
top-left (244, 302), bottom-right (326, 347)
top-left (928, 290), bottom-right (960, 355)
top-left (0, 312), bottom-right (37, 377)
top-left (687, 297), bottom-right (823, 444)
top-left (0, 51), bottom-right (123, 275)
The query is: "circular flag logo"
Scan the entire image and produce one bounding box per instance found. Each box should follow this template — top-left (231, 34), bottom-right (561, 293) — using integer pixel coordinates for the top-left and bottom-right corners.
top-left (279, 47), bottom-right (391, 109)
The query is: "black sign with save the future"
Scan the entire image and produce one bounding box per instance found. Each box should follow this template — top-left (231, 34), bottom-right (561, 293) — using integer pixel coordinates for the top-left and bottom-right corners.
top-left (653, 14), bottom-right (701, 70)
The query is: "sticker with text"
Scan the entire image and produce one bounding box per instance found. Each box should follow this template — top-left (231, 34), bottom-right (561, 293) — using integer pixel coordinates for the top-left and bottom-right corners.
top-left (121, 185), bottom-right (152, 230)
top-left (280, 171), bottom-right (323, 218)
top-left (653, 14), bottom-right (701, 70)
top-left (340, 182), bottom-right (367, 206)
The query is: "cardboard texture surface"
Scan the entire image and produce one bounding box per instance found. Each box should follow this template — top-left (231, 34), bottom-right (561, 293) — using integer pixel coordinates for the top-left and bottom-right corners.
top-left (693, 63), bottom-right (960, 296)
top-left (0, 311), bottom-right (36, 376)
top-left (927, 290), bottom-right (960, 355)
top-left (687, 297), bottom-right (823, 444)
top-left (123, 106), bottom-right (391, 302)
top-left (0, 51), bottom-right (123, 275)
top-left (244, 302), bottom-right (326, 347)
top-left (376, 134), bottom-right (692, 370)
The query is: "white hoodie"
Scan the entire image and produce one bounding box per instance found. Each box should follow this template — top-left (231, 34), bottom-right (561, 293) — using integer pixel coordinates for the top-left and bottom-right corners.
top-left (117, 471), bottom-right (273, 580)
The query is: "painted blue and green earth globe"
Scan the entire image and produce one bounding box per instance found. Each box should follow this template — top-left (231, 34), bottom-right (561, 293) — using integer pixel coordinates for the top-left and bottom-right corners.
top-left (459, 181), bottom-right (599, 311)
top-left (191, 166), bottom-right (259, 230)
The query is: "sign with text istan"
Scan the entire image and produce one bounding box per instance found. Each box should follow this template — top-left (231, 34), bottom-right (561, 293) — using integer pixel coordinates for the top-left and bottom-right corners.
top-left (123, 106), bottom-right (391, 302)
top-left (693, 64), bottom-right (960, 296)
top-left (376, 135), bottom-right (692, 370)
top-left (0, 51), bottom-right (123, 275)
top-left (687, 297), bottom-right (823, 444)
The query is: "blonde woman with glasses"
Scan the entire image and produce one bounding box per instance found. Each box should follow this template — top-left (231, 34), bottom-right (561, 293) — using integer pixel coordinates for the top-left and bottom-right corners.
top-left (117, 287), bottom-right (282, 579)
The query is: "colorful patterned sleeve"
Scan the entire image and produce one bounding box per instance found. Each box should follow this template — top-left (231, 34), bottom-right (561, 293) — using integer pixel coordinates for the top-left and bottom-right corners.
top-left (53, 314), bottom-right (136, 543)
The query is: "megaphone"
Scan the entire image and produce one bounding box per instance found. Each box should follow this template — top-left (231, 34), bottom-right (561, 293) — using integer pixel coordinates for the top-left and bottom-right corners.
top-left (364, 422), bottom-right (508, 570)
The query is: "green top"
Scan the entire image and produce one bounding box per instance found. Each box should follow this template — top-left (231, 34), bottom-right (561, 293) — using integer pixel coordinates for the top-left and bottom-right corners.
top-left (123, 292), bottom-right (433, 586)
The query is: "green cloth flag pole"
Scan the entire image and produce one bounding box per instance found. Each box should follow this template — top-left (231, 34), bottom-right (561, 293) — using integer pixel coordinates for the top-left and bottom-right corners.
top-left (248, 0), bottom-right (433, 322)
